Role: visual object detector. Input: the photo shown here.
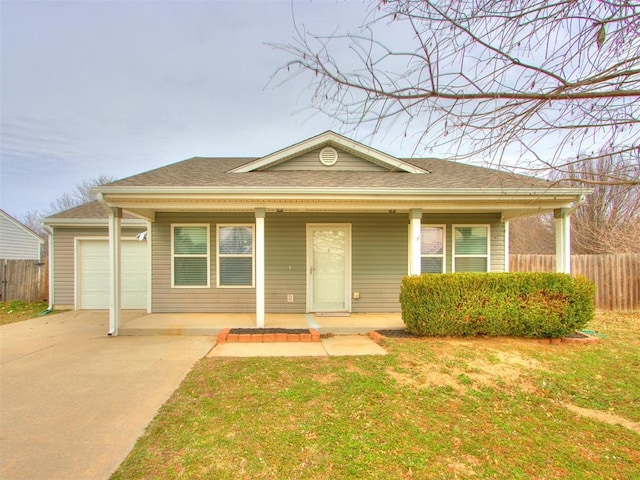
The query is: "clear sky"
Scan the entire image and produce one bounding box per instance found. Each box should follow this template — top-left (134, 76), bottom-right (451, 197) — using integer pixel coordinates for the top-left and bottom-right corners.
top-left (1, 0), bottom-right (415, 220)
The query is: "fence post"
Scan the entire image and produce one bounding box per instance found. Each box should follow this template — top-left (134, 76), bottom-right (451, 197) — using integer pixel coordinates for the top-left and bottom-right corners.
top-left (1, 259), bottom-right (7, 301)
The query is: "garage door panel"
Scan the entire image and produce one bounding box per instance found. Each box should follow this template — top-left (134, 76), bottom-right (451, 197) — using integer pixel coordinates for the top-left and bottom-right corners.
top-left (78, 240), bottom-right (147, 309)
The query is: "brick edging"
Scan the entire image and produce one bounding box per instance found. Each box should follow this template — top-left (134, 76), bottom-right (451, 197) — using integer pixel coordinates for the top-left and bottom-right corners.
top-left (537, 335), bottom-right (600, 345)
top-left (368, 331), bottom-right (384, 342)
top-left (217, 328), bottom-right (321, 343)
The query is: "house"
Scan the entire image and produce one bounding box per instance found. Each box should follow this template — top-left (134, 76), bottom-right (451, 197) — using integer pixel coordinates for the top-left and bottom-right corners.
top-left (0, 209), bottom-right (45, 301)
top-left (0, 209), bottom-right (44, 261)
top-left (43, 132), bottom-right (587, 335)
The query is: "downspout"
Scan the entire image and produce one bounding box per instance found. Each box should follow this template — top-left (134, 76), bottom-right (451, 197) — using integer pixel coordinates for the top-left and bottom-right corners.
top-left (43, 225), bottom-right (54, 313)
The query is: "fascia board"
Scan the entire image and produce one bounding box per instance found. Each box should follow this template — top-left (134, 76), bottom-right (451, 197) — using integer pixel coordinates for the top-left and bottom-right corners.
top-left (95, 185), bottom-right (588, 199)
top-left (228, 131), bottom-right (428, 174)
top-left (111, 200), bottom-right (578, 216)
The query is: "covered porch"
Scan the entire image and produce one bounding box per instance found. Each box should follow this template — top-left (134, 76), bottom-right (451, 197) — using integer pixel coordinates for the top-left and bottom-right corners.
top-left (119, 311), bottom-right (405, 336)
top-left (101, 202), bottom-right (579, 336)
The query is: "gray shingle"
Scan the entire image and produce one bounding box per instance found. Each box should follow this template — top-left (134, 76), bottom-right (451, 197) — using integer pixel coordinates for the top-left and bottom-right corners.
top-left (106, 156), bottom-right (552, 190)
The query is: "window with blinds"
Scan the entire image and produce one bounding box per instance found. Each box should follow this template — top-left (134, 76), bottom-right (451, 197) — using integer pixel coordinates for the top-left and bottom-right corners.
top-left (217, 225), bottom-right (254, 287)
top-left (421, 225), bottom-right (446, 273)
top-left (172, 224), bottom-right (210, 287)
top-left (453, 225), bottom-right (490, 272)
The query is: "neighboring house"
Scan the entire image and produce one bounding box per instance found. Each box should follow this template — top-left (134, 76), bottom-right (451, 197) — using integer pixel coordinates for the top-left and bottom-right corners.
top-left (43, 132), bottom-right (587, 335)
top-left (0, 209), bottom-right (44, 261)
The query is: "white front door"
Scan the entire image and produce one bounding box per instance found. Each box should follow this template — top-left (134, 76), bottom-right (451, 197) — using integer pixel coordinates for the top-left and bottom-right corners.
top-left (307, 224), bottom-right (351, 312)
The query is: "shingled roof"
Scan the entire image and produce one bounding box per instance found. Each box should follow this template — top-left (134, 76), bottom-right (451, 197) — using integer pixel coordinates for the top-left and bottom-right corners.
top-left (105, 156), bottom-right (552, 190)
top-left (45, 200), bottom-right (141, 220)
top-left (47, 132), bottom-right (586, 222)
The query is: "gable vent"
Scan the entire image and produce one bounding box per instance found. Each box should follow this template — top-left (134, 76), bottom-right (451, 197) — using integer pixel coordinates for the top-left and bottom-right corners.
top-left (319, 146), bottom-right (338, 166)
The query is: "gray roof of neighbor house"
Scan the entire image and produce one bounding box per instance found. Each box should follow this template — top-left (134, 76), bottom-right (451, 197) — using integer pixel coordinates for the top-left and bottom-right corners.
top-left (45, 201), bottom-right (141, 220)
top-left (102, 156), bottom-right (554, 190)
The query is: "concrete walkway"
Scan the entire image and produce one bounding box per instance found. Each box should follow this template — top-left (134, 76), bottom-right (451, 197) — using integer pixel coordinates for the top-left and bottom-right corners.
top-left (1, 312), bottom-right (389, 480)
top-left (208, 334), bottom-right (387, 357)
top-left (0, 311), bottom-right (216, 480)
top-left (120, 312), bottom-right (405, 336)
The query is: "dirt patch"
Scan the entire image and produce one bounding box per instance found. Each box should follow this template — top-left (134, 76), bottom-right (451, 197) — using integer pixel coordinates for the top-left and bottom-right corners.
top-left (490, 350), bottom-right (545, 369)
top-left (312, 373), bottom-right (339, 384)
top-left (562, 403), bottom-right (640, 435)
top-left (387, 341), bottom-right (549, 393)
top-left (344, 361), bottom-right (371, 376)
top-left (387, 367), bottom-right (465, 392)
top-left (446, 454), bottom-right (480, 477)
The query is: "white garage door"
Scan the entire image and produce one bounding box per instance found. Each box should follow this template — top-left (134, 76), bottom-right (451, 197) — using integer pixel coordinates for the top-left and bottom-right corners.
top-left (78, 239), bottom-right (148, 309)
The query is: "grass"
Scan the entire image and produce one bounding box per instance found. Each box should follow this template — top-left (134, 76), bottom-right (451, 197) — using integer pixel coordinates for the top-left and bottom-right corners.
top-left (111, 312), bottom-right (640, 479)
top-left (0, 300), bottom-right (51, 325)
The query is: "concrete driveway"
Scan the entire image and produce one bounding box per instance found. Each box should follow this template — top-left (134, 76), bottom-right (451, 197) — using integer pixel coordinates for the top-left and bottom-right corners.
top-left (0, 311), bottom-right (215, 480)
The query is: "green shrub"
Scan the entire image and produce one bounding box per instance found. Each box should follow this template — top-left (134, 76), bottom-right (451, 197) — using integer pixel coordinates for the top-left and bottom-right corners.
top-left (400, 273), bottom-right (595, 338)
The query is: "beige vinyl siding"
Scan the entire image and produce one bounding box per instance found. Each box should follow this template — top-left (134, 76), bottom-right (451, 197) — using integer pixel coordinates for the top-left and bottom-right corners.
top-left (264, 213), bottom-right (407, 313)
top-left (351, 213), bottom-right (407, 312)
top-left (265, 214), bottom-right (307, 313)
top-left (51, 226), bottom-right (143, 308)
top-left (53, 212), bottom-right (506, 313)
top-left (151, 212), bottom-right (408, 313)
top-left (152, 213), bottom-right (256, 313)
top-left (422, 213), bottom-right (504, 273)
top-left (151, 211), bottom-right (506, 313)
top-left (266, 147), bottom-right (389, 172)
top-left (490, 220), bottom-right (506, 272)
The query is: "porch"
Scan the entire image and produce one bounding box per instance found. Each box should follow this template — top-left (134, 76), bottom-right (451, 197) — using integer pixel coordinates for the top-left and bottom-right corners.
top-left (119, 312), bottom-right (405, 336)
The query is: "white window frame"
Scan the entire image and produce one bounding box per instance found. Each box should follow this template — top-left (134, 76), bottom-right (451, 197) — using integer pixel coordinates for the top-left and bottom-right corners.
top-left (171, 224), bottom-right (210, 288)
top-left (420, 225), bottom-right (446, 274)
top-left (452, 224), bottom-right (490, 272)
top-left (217, 224), bottom-right (255, 288)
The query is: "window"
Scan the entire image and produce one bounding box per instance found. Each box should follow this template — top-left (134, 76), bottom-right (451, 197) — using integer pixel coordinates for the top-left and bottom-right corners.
top-left (421, 225), bottom-right (446, 273)
top-left (217, 225), bottom-right (254, 287)
top-left (453, 225), bottom-right (490, 272)
top-left (172, 225), bottom-right (210, 287)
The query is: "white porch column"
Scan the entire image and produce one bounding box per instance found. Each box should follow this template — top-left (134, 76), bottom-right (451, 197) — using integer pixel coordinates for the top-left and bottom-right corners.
top-left (554, 208), bottom-right (571, 274)
top-left (255, 208), bottom-right (265, 328)
top-left (409, 209), bottom-right (422, 275)
top-left (146, 220), bottom-right (153, 314)
top-left (504, 221), bottom-right (510, 272)
top-left (108, 207), bottom-right (122, 336)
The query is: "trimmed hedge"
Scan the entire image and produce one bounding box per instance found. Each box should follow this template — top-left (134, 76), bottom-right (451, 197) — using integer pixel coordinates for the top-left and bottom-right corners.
top-left (400, 273), bottom-right (595, 338)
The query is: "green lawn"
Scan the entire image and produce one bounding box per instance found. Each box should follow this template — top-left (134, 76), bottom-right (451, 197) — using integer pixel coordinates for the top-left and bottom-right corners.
top-left (112, 312), bottom-right (640, 479)
top-left (0, 300), bottom-right (50, 325)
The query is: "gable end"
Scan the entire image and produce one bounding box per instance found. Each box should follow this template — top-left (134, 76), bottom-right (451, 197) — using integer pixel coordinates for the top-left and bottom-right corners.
top-left (263, 146), bottom-right (390, 172)
top-left (230, 131), bottom-right (429, 174)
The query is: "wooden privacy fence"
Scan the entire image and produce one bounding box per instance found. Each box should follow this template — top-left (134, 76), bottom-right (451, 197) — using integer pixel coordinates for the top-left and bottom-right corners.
top-left (510, 254), bottom-right (640, 312)
top-left (0, 259), bottom-right (48, 302)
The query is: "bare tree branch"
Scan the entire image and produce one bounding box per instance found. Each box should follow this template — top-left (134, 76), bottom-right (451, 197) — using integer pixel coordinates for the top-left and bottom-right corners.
top-left (273, 0), bottom-right (640, 186)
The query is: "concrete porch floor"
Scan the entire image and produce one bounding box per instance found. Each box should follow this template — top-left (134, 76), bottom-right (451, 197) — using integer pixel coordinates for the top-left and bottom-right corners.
top-left (120, 312), bottom-right (405, 336)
